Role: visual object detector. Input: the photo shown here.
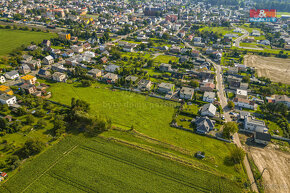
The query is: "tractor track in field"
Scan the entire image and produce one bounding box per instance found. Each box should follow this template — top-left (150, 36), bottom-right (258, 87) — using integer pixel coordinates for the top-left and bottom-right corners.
top-left (47, 172), bottom-right (95, 193)
top-left (80, 145), bottom-right (211, 193)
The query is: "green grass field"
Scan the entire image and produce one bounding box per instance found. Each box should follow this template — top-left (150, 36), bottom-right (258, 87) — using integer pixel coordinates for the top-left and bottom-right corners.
top-left (0, 29), bottom-right (56, 56)
top-left (154, 55), bottom-right (179, 63)
top-left (0, 135), bottom-right (242, 193)
top-left (45, 82), bottom-right (247, 180)
top-left (198, 27), bottom-right (241, 36)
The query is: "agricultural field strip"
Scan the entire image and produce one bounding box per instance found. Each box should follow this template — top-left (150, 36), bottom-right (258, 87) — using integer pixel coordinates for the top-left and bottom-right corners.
top-left (20, 145), bottom-right (79, 193)
top-left (79, 144), bottom-right (211, 193)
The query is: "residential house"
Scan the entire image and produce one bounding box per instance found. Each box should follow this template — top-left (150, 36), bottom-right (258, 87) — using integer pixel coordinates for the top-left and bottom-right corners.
top-left (71, 45), bottom-right (83, 53)
top-left (275, 95), bottom-right (290, 108)
top-left (5, 70), bottom-right (19, 80)
top-left (236, 89), bottom-right (248, 99)
top-left (0, 76), bottom-right (6, 84)
top-left (0, 94), bottom-right (17, 106)
top-left (159, 63), bottom-right (172, 72)
top-left (200, 103), bottom-right (217, 117)
top-left (158, 83), bottom-right (175, 94)
top-left (123, 44), bottom-right (135, 52)
top-left (100, 56), bottom-right (108, 64)
top-left (21, 75), bottom-right (37, 85)
top-left (87, 69), bottom-right (102, 78)
top-left (254, 132), bottom-right (271, 145)
top-left (244, 116), bottom-right (268, 132)
top-left (42, 40), bottom-right (51, 47)
top-left (27, 60), bottom-right (41, 70)
top-left (22, 55), bottom-right (33, 62)
top-left (203, 92), bottom-right (215, 103)
top-left (20, 83), bottom-right (37, 94)
top-left (105, 64), bottom-right (120, 73)
top-left (102, 73), bottom-right (118, 84)
top-left (52, 72), bottom-right (67, 82)
top-left (194, 116), bottom-right (215, 134)
top-left (0, 85), bottom-right (13, 95)
top-left (227, 67), bottom-right (239, 75)
top-left (179, 87), bottom-right (194, 100)
top-left (125, 75), bottom-right (139, 84)
top-left (38, 69), bottom-right (51, 79)
top-left (233, 97), bottom-right (256, 110)
top-left (138, 79), bottom-right (152, 91)
top-left (42, 55), bottom-right (54, 65)
top-left (19, 64), bottom-right (31, 74)
top-left (200, 82), bottom-right (215, 92)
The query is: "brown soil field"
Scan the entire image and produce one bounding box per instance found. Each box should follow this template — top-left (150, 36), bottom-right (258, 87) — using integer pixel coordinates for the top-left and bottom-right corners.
top-left (249, 146), bottom-right (290, 193)
top-left (244, 55), bottom-right (290, 84)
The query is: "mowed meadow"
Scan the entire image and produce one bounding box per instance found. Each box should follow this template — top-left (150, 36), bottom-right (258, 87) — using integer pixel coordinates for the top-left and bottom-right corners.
top-left (46, 82), bottom-right (248, 180)
top-left (0, 29), bottom-right (56, 56)
top-left (0, 136), bottom-right (242, 193)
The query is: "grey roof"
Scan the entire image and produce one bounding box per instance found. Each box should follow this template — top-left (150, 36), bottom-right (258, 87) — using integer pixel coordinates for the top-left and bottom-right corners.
top-left (88, 68), bottom-right (102, 74)
top-left (105, 64), bottom-right (120, 72)
top-left (0, 94), bottom-right (15, 101)
top-left (125, 75), bottom-right (138, 82)
top-left (255, 132), bottom-right (271, 142)
top-left (158, 82), bottom-right (175, 90)
top-left (6, 70), bottom-right (19, 77)
top-left (203, 91), bottom-right (215, 99)
top-left (195, 116), bottom-right (214, 133)
top-left (180, 87), bottom-right (194, 95)
top-left (200, 103), bottom-right (216, 115)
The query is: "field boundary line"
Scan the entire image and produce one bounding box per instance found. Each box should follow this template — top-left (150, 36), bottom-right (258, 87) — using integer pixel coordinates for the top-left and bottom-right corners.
top-left (20, 145), bottom-right (78, 193)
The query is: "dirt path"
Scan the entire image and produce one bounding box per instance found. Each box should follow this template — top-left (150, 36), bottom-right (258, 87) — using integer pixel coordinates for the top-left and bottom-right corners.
top-left (244, 55), bottom-right (290, 84)
top-left (249, 147), bottom-right (290, 193)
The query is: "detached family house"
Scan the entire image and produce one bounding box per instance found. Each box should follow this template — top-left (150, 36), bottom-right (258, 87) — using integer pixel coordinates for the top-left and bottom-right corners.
top-left (87, 69), bottom-right (102, 78)
top-left (200, 103), bottom-right (217, 117)
top-left (203, 92), bottom-right (215, 103)
top-left (194, 116), bottom-right (215, 134)
top-left (52, 72), bottom-right (67, 82)
top-left (158, 83), bottom-right (175, 94)
top-left (5, 70), bottom-right (19, 80)
top-left (103, 73), bottom-right (118, 84)
top-left (138, 79), bottom-right (152, 91)
top-left (179, 87), bottom-right (194, 100)
top-left (0, 94), bottom-right (17, 106)
top-left (42, 55), bottom-right (54, 65)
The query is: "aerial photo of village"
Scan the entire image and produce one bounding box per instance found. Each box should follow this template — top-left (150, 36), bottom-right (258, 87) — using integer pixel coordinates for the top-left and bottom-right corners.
top-left (0, 0), bottom-right (289, 192)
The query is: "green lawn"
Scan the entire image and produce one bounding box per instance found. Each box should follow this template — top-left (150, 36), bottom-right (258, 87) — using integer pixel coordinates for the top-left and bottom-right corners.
top-left (0, 29), bottom-right (56, 56)
top-left (0, 135), bottom-right (243, 193)
top-left (154, 55), bottom-right (179, 63)
top-left (198, 26), bottom-right (241, 36)
top-left (45, 82), bottom-right (247, 181)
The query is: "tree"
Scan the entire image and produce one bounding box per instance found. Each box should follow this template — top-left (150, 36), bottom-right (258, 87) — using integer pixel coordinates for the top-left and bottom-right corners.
top-left (228, 101), bottom-right (235, 109)
top-left (242, 76), bottom-right (250, 83)
top-left (53, 115), bottom-right (66, 136)
top-left (81, 80), bottom-right (92, 87)
top-left (222, 122), bottom-right (238, 139)
top-left (17, 139), bottom-right (45, 158)
top-left (230, 148), bottom-right (245, 164)
top-left (25, 114), bottom-right (35, 125)
top-left (36, 119), bottom-right (47, 129)
top-left (189, 80), bottom-right (199, 88)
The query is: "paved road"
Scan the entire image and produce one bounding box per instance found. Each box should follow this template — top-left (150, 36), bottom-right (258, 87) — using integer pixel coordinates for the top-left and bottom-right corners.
top-left (231, 24), bottom-right (264, 51)
top-left (180, 39), bottom-right (259, 193)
